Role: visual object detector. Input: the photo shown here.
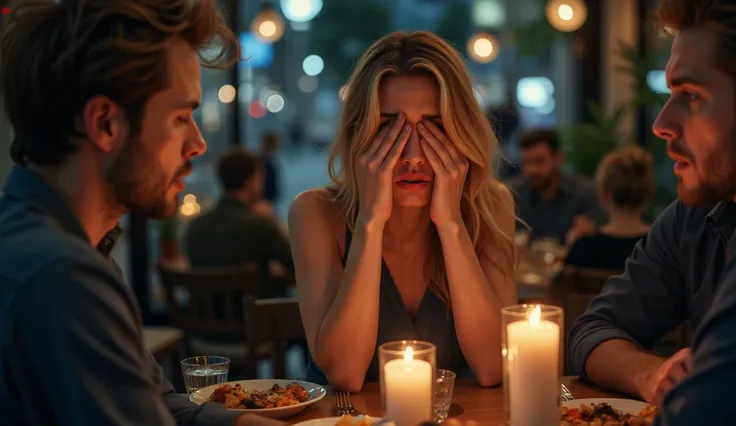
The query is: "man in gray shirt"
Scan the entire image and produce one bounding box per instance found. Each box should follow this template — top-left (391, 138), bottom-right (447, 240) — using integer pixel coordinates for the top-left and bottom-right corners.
top-left (569, 0), bottom-right (736, 417)
top-left (0, 0), bottom-right (281, 425)
top-left (506, 128), bottom-right (604, 244)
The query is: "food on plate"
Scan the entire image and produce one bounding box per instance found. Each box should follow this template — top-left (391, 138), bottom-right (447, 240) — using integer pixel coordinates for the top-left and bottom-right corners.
top-left (560, 402), bottom-right (657, 425)
top-left (208, 382), bottom-right (309, 409)
top-left (335, 415), bottom-right (373, 425)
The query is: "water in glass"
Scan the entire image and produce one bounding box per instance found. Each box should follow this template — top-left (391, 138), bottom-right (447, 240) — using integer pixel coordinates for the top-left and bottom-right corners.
top-left (181, 356), bottom-right (230, 394)
top-left (433, 369), bottom-right (456, 422)
top-left (183, 367), bottom-right (228, 393)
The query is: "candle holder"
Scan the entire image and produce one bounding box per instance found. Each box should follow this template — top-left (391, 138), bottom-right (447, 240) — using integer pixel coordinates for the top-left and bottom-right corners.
top-left (379, 340), bottom-right (436, 426)
top-left (502, 304), bottom-right (563, 426)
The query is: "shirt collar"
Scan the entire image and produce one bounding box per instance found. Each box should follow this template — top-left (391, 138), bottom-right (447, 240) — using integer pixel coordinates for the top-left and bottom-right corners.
top-left (521, 172), bottom-right (575, 199)
top-left (2, 165), bottom-right (122, 256)
top-left (705, 200), bottom-right (736, 237)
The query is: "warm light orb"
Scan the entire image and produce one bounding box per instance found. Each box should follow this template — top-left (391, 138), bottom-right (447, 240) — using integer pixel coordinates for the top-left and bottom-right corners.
top-left (545, 0), bottom-right (587, 32)
top-left (404, 346), bottom-right (414, 364)
top-left (466, 32), bottom-right (500, 64)
top-left (251, 7), bottom-right (284, 43)
top-left (218, 85), bottom-right (236, 104)
top-left (529, 305), bottom-right (542, 327)
top-left (558, 4), bottom-right (573, 20)
top-left (259, 21), bottom-right (276, 37)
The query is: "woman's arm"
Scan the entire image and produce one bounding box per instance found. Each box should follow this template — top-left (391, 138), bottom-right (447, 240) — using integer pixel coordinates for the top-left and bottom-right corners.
top-left (288, 190), bottom-right (384, 392)
top-left (438, 186), bottom-right (517, 387)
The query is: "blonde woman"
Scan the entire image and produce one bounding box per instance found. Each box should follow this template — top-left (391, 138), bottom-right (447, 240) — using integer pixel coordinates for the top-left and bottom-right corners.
top-left (565, 146), bottom-right (654, 271)
top-left (288, 31), bottom-right (517, 392)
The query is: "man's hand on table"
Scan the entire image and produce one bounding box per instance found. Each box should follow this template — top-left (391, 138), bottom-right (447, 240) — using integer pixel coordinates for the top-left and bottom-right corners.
top-left (236, 414), bottom-right (286, 426)
top-left (640, 348), bottom-right (692, 407)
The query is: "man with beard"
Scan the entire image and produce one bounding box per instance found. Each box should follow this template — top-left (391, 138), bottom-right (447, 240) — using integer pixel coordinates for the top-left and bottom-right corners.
top-left (507, 128), bottom-right (604, 244)
top-left (567, 0), bottom-right (736, 418)
top-left (0, 1), bottom-right (283, 425)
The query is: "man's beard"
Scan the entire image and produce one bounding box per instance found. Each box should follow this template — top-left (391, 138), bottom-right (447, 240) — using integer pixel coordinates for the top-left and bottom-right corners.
top-left (105, 137), bottom-right (191, 219)
top-left (673, 137), bottom-right (736, 206)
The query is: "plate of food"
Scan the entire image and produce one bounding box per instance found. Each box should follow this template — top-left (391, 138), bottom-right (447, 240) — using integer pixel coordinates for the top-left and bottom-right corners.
top-left (293, 415), bottom-right (391, 426)
top-left (190, 379), bottom-right (326, 418)
top-left (560, 399), bottom-right (657, 425)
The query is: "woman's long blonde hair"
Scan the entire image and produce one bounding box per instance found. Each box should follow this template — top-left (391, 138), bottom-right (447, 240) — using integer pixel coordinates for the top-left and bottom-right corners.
top-left (328, 31), bottom-right (516, 305)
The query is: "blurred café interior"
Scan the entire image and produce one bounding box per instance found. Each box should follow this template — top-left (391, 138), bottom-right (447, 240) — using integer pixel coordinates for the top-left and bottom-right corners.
top-left (0, 0), bottom-right (688, 412)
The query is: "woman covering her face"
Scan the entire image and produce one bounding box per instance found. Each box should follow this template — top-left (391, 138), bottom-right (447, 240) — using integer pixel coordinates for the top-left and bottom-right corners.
top-left (288, 31), bottom-right (518, 392)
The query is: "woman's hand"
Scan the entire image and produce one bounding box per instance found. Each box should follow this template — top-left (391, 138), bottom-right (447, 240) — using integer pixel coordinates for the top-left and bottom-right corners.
top-left (417, 120), bottom-right (469, 229)
top-left (356, 113), bottom-right (411, 226)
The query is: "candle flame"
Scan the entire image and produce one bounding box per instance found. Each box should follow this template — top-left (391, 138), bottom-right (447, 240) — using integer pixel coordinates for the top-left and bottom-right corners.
top-left (529, 305), bottom-right (541, 327)
top-left (404, 346), bottom-right (414, 364)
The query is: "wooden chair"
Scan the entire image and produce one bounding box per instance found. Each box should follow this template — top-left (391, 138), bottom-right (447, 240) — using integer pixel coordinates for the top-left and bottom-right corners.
top-left (243, 296), bottom-right (306, 379)
top-left (158, 263), bottom-right (261, 375)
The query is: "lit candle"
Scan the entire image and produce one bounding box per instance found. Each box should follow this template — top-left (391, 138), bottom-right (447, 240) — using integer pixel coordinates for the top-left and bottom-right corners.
top-left (383, 346), bottom-right (433, 426)
top-left (506, 305), bottom-right (560, 426)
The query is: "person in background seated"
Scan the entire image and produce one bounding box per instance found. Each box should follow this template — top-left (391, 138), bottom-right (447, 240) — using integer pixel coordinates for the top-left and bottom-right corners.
top-left (289, 31), bottom-right (518, 393)
top-left (507, 128), bottom-right (604, 244)
top-left (260, 131), bottom-right (282, 207)
top-left (0, 0), bottom-right (281, 425)
top-left (568, 0), bottom-right (736, 415)
top-left (185, 147), bottom-right (293, 298)
top-left (565, 146), bottom-right (654, 271)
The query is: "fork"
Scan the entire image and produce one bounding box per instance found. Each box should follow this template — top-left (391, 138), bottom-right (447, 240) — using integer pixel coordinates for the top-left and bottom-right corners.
top-left (560, 383), bottom-right (575, 402)
top-left (335, 391), bottom-right (361, 415)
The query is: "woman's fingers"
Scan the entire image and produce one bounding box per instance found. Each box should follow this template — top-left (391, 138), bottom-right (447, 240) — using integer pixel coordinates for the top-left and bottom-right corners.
top-left (372, 114), bottom-right (406, 161)
top-left (381, 122), bottom-right (412, 169)
top-left (420, 136), bottom-right (447, 175)
top-left (419, 120), bottom-right (468, 167)
top-left (418, 122), bottom-right (455, 172)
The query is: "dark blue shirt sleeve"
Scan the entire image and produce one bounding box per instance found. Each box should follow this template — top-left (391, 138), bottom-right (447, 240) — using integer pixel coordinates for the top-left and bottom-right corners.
top-left (567, 201), bottom-right (687, 377)
top-left (653, 233), bottom-right (736, 425)
top-left (5, 256), bottom-right (242, 426)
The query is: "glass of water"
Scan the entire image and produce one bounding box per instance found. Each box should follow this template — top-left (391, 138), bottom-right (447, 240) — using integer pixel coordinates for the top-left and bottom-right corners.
top-left (433, 369), bottom-right (456, 422)
top-left (181, 356), bottom-right (230, 394)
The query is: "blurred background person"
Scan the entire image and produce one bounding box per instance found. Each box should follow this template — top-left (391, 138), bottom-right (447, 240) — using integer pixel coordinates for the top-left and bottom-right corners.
top-left (185, 147), bottom-right (293, 298)
top-left (260, 130), bottom-right (283, 209)
top-left (565, 145), bottom-right (654, 271)
top-left (508, 127), bottom-right (604, 244)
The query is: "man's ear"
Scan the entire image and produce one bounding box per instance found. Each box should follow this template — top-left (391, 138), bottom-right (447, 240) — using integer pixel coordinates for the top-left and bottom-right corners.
top-left (81, 96), bottom-right (128, 153)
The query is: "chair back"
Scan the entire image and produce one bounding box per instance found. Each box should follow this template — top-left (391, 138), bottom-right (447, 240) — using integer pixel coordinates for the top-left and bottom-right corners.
top-left (243, 296), bottom-right (305, 378)
top-left (159, 263), bottom-right (260, 334)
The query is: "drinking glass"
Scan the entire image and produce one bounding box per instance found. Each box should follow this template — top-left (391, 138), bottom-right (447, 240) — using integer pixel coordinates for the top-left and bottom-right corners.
top-left (379, 340), bottom-right (436, 426)
top-left (433, 369), bottom-right (456, 422)
top-left (502, 304), bottom-right (563, 426)
top-left (181, 356), bottom-right (230, 394)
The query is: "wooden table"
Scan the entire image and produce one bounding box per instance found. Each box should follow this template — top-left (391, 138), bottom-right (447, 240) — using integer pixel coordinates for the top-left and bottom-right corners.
top-left (144, 326), bottom-right (184, 361)
top-left (287, 377), bottom-right (621, 425)
top-left (143, 327), bottom-right (185, 391)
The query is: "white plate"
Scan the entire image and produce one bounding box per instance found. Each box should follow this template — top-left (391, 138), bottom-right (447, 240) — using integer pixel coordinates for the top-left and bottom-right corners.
top-left (561, 398), bottom-right (649, 414)
top-left (293, 417), bottom-right (387, 426)
top-left (190, 379), bottom-right (326, 419)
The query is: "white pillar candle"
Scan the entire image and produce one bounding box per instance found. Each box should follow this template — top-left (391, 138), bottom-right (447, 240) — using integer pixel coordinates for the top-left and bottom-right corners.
top-left (383, 346), bottom-right (433, 426)
top-left (507, 305), bottom-right (560, 426)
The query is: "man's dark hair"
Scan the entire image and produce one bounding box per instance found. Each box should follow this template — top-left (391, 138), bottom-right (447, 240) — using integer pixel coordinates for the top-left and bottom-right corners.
top-left (518, 128), bottom-right (560, 153)
top-left (218, 147), bottom-right (261, 191)
top-left (653, 0), bottom-right (736, 77)
top-left (0, 0), bottom-right (238, 166)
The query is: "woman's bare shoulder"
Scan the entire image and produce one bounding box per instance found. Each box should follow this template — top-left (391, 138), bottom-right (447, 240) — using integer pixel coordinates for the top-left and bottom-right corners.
top-left (289, 187), bottom-right (347, 242)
